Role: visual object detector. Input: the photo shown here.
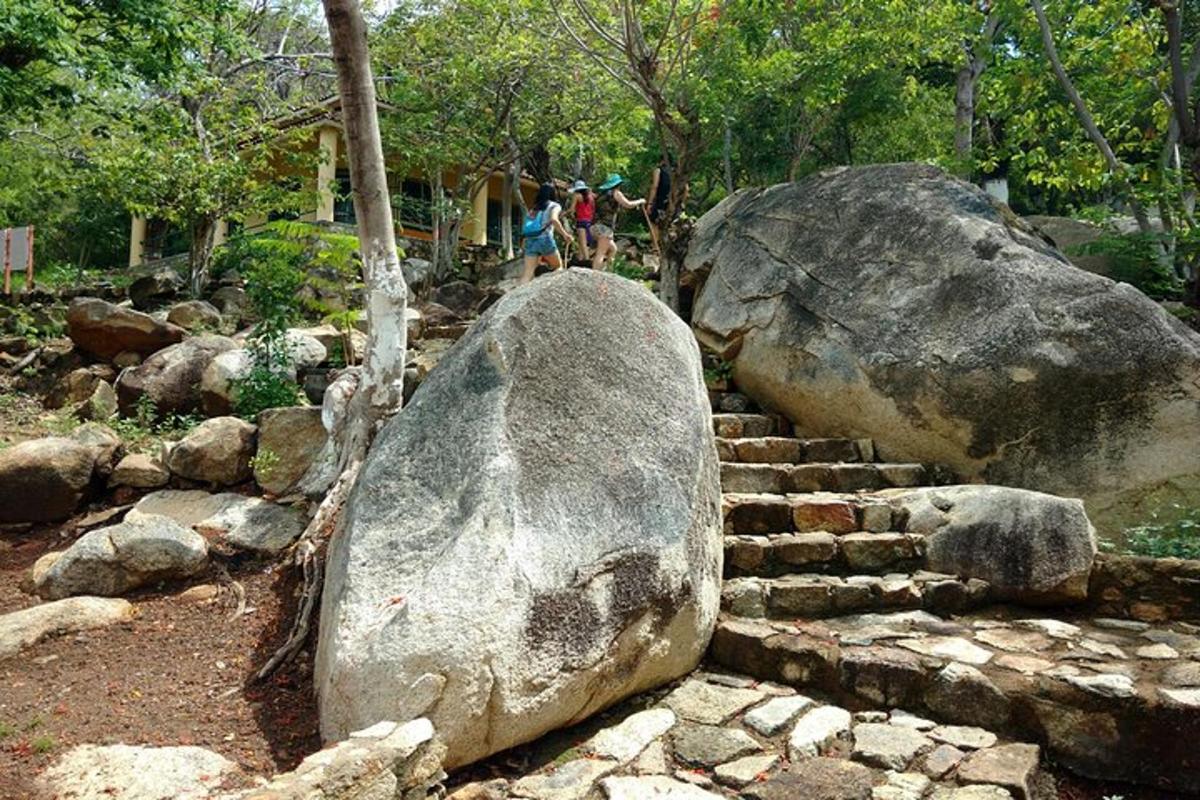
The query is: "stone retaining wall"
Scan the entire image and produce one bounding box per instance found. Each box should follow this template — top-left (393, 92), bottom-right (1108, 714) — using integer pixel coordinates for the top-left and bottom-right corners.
top-left (1088, 553), bottom-right (1200, 622)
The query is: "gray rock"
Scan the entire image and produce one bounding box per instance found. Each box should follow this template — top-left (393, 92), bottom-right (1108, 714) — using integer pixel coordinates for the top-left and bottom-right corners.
top-left (664, 679), bottom-right (765, 724)
top-left (713, 754), bottom-right (779, 788)
top-left (34, 514), bottom-right (208, 599)
top-left (887, 486), bottom-right (1096, 603)
top-left (315, 270), bottom-right (722, 768)
top-left (928, 724), bottom-right (997, 750)
top-left (166, 417), bottom-right (256, 486)
top-left (744, 694), bottom-right (814, 736)
top-left (1062, 673), bottom-right (1135, 699)
top-left (671, 723), bottom-right (761, 767)
top-left (66, 297), bottom-right (184, 360)
top-left (742, 760), bottom-right (876, 800)
top-left (128, 269), bottom-right (185, 310)
top-left (0, 597), bottom-right (134, 660)
top-left (254, 405), bottom-right (328, 495)
top-left (511, 758), bottom-right (617, 800)
top-left (924, 663), bottom-right (1010, 729)
top-left (166, 300), bottom-right (222, 332)
top-left (583, 708), bottom-right (676, 764)
top-left (0, 437), bottom-right (96, 523)
top-left (789, 705), bottom-right (852, 758)
top-left (686, 164), bottom-right (1200, 535)
top-left (956, 743), bottom-right (1040, 800)
top-left (71, 423), bottom-right (124, 478)
top-left (851, 722), bottom-right (933, 771)
top-left (116, 334), bottom-right (238, 417)
top-left (602, 775), bottom-right (726, 799)
top-left (41, 743), bottom-right (236, 800)
top-left (923, 743), bottom-right (965, 778)
top-left (129, 489), bottom-right (304, 555)
top-left (110, 453), bottom-right (170, 489)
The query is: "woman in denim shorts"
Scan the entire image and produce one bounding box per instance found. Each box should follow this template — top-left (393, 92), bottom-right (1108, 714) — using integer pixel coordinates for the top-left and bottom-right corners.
top-left (520, 183), bottom-right (572, 284)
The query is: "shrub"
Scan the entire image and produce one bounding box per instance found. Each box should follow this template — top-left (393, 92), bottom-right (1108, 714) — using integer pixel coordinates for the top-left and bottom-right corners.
top-left (231, 365), bottom-right (302, 420)
top-left (1109, 506), bottom-right (1200, 560)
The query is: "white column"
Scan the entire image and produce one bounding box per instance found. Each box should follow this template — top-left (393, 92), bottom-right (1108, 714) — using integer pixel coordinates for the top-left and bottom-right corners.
top-left (129, 216), bottom-right (147, 267)
top-left (316, 126), bottom-right (340, 223)
top-left (466, 179), bottom-right (489, 246)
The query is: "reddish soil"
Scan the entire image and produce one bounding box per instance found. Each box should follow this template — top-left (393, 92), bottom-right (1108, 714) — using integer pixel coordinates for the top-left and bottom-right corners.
top-left (0, 516), bottom-right (320, 800)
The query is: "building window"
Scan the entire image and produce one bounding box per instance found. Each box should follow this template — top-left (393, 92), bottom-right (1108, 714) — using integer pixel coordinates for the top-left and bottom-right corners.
top-left (486, 199), bottom-right (523, 245)
top-left (393, 179), bottom-right (433, 232)
top-left (334, 170), bottom-right (355, 224)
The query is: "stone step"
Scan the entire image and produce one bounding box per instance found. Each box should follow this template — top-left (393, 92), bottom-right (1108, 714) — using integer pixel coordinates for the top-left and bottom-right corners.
top-left (709, 610), bottom-right (1200, 795)
top-left (723, 570), bottom-right (990, 619)
top-left (708, 390), bottom-right (758, 414)
top-left (715, 437), bottom-right (873, 465)
top-left (725, 531), bottom-right (927, 578)
top-left (723, 492), bottom-right (895, 536)
top-left (712, 413), bottom-right (787, 438)
top-left (456, 668), bottom-right (1052, 800)
top-left (720, 462), bottom-right (928, 494)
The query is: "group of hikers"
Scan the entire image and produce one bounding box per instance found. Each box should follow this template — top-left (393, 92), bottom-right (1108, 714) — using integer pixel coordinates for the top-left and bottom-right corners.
top-left (518, 158), bottom-right (672, 285)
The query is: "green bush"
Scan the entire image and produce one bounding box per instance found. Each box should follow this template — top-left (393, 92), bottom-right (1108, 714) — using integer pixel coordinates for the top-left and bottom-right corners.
top-left (231, 365), bottom-right (302, 420)
top-left (1073, 232), bottom-right (1181, 299)
top-left (1110, 506), bottom-right (1200, 560)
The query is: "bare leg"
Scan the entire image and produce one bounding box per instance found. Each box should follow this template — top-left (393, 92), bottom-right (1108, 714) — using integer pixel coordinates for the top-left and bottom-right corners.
top-left (576, 228), bottom-right (590, 261)
top-left (592, 236), bottom-right (614, 271)
top-left (520, 255), bottom-right (538, 284)
top-left (544, 252), bottom-right (563, 272)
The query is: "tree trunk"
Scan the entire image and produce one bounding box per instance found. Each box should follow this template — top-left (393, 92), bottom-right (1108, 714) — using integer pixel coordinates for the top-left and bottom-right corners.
top-left (954, 65), bottom-right (977, 172)
top-left (723, 118), bottom-right (735, 194)
top-left (1030, 0), bottom-right (1158, 239)
top-left (189, 215), bottom-right (217, 298)
top-left (501, 166), bottom-right (514, 260)
top-left (430, 170), bottom-right (442, 278)
top-left (256, 0), bottom-right (407, 681)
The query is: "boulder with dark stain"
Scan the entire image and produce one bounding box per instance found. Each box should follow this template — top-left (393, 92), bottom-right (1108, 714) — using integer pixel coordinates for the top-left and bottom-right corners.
top-left (316, 269), bottom-right (722, 768)
top-left (686, 163), bottom-right (1200, 536)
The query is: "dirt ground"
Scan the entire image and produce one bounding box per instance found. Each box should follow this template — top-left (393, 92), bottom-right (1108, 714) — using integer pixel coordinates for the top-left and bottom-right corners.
top-left (0, 515), bottom-right (321, 800)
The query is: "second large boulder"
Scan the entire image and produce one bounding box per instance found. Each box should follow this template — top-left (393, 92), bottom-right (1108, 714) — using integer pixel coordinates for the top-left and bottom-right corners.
top-left (115, 335), bottom-right (238, 417)
top-left (316, 269), bottom-right (722, 768)
top-left (686, 164), bottom-right (1200, 533)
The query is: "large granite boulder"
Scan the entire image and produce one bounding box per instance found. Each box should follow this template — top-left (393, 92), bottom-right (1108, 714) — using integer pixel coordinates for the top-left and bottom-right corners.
top-left (128, 268), bottom-right (185, 310)
top-left (254, 405), bottom-right (328, 495)
top-left (316, 269), bottom-right (722, 768)
top-left (66, 298), bottom-right (185, 361)
top-left (884, 485), bottom-right (1097, 603)
top-left (1025, 215), bottom-right (1116, 279)
top-left (166, 299), bottom-right (222, 332)
top-left (686, 164), bottom-right (1200, 533)
top-left (115, 334), bottom-right (238, 417)
top-left (0, 437), bottom-right (96, 524)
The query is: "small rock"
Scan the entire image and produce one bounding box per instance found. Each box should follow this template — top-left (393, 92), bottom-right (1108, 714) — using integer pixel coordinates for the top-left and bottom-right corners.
top-left (1077, 638), bottom-right (1127, 659)
top-left (714, 754), bottom-right (779, 787)
top-left (1158, 687), bottom-right (1200, 708)
top-left (955, 743), bottom-right (1040, 800)
top-left (922, 744), bottom-right (965, 778)
top-left (851, 723), bottom-right (933, 771)
top-left (671, 723), bottom-right (761, 767)
top-left (633, 740), bottom-right (670, 774)
top-left (446, 780), bottom-right (510, 800)
top-left (1015, 619), bottom-right (1080, 640)
top-left (583, 708), bottom-right (676, 764)
top-left (1062, 673), bottom-right (1136, 699)
top-left (788, 705), bottom-right (852, 758)
top-left (254, 405), bottom-right (329, 495)
top-left (177, 584), bottom-right (219, 603)
top-left (897, 636), bottom-right (993, 665)
top-left (664, 679), bottom-right (765, 724)
top-left (34, 514), bottom-right (208, 600)
top-left (1162, 662), bottom-right (1200, 687)
top-left (929, 787), bottom-right (1013, 800)
top-left (743, 694), bottom-right (813, 736)
top-left (742, 759), bottom-right (876, 800)
top-left (167, 300), bottom-right (222, 332)
top-left (42, 743), bottom-right (237, 800)
top-left (889, 710), bottom-right (935, 731)
top-left (992, 655), bottom-right (1055, 675)
top-left (1135, 643), bottom-right (1178, 660)
top-left (0, 597), bottom-right (134, 660)
top-left (974, 629), bottom-right (1051, 653)
top-left (510, 758), bottom-right (617, 800)
top-left (924, 663), bottom-right (1010, 729)
top-left (601, 775), bottom-right (725, 799)
top-left (1092, 618), bottom-right (1149, 632)
top-left (110, 453), bottom-right (170, 489)
top-left (928, 725), bottom-right (997, 750)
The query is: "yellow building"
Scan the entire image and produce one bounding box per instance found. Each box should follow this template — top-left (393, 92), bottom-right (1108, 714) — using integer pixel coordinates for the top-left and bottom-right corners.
top-left (128, 97), bottom-right (540, 266)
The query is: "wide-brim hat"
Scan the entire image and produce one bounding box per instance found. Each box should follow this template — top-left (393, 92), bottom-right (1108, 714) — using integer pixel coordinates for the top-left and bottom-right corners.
top-left (598, 173), bottom-right (623, 191)
top-left (569, 179), bottom-right (589, 192)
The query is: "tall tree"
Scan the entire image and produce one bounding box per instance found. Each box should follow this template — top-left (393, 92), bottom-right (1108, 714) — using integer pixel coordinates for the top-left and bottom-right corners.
top-left (257, 0), bottom-right (408, 679)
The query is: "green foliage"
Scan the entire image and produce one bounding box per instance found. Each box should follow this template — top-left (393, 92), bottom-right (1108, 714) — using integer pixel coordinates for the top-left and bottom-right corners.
top-left (0, 721), bottom-right (13, 740)
top-left (1106, 506), bottom-right (1200, 560)
top-left (29, 734), bottom-right (56, 754)
top-left (231, 365), bottom-right (302, 420)
top-left (249, 446), bottom-right (280, 482)
top-left (609, 255), bottom-right (647, 281)
top-left (108, 395), bottom-right (200, 452)
top-left (1074, 233), bottom-right (1181, 298)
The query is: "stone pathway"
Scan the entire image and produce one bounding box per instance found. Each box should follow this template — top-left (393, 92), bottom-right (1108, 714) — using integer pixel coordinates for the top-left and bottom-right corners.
top-left (447, 672), bottom-right (1048, 800)
top-left (706, 397), bottom-right (1200, 795)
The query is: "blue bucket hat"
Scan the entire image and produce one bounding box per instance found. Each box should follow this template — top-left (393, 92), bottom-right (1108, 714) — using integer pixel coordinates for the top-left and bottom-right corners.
top-left (598, 173), bottom-right (624, 191)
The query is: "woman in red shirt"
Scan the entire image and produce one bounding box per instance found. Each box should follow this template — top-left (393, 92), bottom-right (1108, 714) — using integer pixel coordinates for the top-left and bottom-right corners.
top-left (565, 179), bottom-right (596, 261)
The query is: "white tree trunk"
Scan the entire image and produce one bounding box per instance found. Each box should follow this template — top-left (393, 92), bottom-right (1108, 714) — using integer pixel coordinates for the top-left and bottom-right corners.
top-left (256, 0), bottom-right (407, 681)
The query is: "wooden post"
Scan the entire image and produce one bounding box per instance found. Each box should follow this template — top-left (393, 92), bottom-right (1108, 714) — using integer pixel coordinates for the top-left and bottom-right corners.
top-left (25, 226), bottom-right (34, 292)
top-left (3, 229), bottom-right (11, 296)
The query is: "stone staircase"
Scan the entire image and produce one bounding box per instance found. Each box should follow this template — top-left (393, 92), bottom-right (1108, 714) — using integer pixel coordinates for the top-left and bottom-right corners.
top-left (705, 389), bottom-right (1200, 795)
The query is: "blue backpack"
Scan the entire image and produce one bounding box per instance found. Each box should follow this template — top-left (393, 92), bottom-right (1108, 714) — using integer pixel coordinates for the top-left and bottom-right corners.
top-left (522, 207), bottom-right (549, 238)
